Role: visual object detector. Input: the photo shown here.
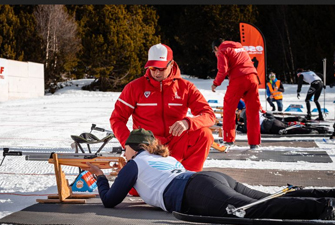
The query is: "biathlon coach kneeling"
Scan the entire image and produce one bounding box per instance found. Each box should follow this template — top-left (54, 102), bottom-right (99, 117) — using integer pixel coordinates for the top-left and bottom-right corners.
top-left (85, 128), bottom-right (335, 221)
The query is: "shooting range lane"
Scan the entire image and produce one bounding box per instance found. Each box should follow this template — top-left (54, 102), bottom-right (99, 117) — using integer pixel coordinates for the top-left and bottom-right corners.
top-left (1, 168), bottom-right (335, 225)
top-left (210, 139), bottom-right (332, 162)
top-left (219, 139), bottom-right (318, 147)
top-left (203, 168), bottom-right (335, 187)
top-left (208, 150), bottom-right (332, 163)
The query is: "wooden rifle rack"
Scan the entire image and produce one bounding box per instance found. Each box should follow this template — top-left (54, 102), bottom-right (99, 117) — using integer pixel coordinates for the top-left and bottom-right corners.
top-left (36, 153), bottom-right (96, 204)
top-left (209, 125), bottom-right (223, 137)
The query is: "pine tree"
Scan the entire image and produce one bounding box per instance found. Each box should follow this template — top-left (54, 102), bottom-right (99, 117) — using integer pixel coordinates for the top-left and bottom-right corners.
top-left (13, 5), bottom-right (43, 63)
top-left (0, 5), bottom-right (21, 60)
top-left (69, 5), bottom-right (160, 91)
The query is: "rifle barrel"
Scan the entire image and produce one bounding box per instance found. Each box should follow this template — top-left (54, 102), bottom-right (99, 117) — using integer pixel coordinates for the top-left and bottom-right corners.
top-left (4, 149), bottom-right (122, 161)
top-left (25, 154), bottom-right (51, 161)
top-left (2, 148), bottom-right (125, 169)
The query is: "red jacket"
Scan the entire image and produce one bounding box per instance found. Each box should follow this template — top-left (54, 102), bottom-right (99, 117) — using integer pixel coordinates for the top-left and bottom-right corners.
top-left (213, 41), bottom-right (257, 86)
top-left (110, 62), bottom-right (216, 147)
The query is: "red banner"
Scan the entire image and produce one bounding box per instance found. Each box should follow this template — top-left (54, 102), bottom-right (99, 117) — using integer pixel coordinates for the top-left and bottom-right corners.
top-left (239, 22), bottom-right (266, 89)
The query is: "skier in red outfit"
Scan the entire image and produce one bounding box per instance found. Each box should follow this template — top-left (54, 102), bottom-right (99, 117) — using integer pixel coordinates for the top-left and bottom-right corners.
top-left (211, 38), bottom-right (261, 149)
top-left (110, 43), bottom-right (216, 172)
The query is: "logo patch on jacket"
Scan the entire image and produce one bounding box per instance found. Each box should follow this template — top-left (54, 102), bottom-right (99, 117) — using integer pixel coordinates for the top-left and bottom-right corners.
top-left (174, 92), bottom-right (181, 99)
top-left (144, 91), bottom-right (151, 98)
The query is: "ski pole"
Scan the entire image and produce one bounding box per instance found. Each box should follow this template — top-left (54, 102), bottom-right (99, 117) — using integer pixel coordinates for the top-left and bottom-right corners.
top-left (226, 184), bottom-right (300, 218)
top-left (226, 184), bottom-right (296, 218)
top-left (323, 58), bottom-right (326, 118)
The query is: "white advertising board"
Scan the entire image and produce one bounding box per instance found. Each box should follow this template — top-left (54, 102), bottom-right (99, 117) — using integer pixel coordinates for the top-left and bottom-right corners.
top-left (0, 58), bottom-right (7, 84)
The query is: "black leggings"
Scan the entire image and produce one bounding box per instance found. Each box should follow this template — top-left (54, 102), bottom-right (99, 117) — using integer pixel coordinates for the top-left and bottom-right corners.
top-left (181, 171), bottom-right (334, 219)
top-left (305, 81), bottom-right (323, 116)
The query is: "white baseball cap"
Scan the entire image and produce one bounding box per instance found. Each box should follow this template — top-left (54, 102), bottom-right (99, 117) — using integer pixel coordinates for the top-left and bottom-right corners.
top-left (144, 43), bottom-right (173, 68)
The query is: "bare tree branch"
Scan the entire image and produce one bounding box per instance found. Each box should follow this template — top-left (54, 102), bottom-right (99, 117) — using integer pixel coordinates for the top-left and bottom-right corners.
top-left (34, 5), bottom-right (81, 85)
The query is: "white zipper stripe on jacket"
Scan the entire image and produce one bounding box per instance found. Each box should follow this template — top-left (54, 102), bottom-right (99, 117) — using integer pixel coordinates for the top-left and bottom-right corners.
top-left (118, 98), bottom-right (135, 109)
top-left (168, 103), bottom-right (183, 106)
top-left (137, 103), bottom-right (158, 106)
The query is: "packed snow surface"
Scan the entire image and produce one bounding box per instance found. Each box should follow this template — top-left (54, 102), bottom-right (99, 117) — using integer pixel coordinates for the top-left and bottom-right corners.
top-left (1, 76), bottom-right (335, 219)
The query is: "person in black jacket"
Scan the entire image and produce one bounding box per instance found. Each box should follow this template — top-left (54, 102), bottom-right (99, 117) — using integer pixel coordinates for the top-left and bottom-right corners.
top-left (296, 69), bottom-right (324, 121)
top-left (237, 109), bottom-right (319, 135)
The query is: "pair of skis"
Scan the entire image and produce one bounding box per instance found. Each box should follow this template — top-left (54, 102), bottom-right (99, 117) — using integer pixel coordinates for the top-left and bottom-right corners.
top-left (279, 123), bottom-right (330, 135)
top-left (278, 124), bottom-right (305, 135)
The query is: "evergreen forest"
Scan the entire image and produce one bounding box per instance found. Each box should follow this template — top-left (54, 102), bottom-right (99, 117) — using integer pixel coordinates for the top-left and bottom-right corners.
top-left (0, 5), bottom-right (334, 91)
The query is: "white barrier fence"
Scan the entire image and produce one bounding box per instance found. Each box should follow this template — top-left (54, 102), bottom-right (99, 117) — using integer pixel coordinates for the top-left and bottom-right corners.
top-left (0, 58), bottom-right (44, 102)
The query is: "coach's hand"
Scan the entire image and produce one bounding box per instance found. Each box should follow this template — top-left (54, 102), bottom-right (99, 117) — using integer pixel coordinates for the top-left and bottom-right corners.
top-left (211, 84), bottom-right (217, 92)
top-left (169, 120), bottom-right (189, 136)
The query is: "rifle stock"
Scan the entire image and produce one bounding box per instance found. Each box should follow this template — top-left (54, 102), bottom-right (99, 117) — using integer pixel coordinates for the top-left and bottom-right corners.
top-left (48, 156), bottom-right (126, 170)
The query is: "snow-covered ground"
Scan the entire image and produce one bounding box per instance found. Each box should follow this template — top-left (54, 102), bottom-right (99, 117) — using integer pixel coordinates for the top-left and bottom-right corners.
top-left (1, 76), bottom-right (335, 219)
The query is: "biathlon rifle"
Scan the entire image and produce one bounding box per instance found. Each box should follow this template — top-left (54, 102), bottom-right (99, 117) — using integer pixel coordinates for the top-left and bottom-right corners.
top-left (0, 147), bottom-right (125, 170)
top-left (1, 147), bottom-right (126, 203)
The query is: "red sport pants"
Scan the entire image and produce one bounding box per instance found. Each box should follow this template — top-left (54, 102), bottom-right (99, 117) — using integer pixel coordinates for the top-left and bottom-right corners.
top-left (167, 127), bottom-right (214, 172)
top-left (223, 74), bottom-right (261, 145)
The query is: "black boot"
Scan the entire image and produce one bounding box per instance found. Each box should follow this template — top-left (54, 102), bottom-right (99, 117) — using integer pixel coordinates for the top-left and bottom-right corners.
top-left (250, 145), bottom-right (260, 150)
top-left (315, 116), bottom-right (324, 121)
top-left (319, 199), bottom-right (335, 220)
top-left (224, 142), bottom-right (234, 147)
top-left (271, 105), bottom-right (276, 111)
top-left (305, 114), bottom-right (312, 120)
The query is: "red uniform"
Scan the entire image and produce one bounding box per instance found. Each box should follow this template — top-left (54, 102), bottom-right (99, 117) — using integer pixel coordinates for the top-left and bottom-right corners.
top-left (214, 41), bottom-right (261, 145)
top-left (110, 62), bottom-right (215, 171)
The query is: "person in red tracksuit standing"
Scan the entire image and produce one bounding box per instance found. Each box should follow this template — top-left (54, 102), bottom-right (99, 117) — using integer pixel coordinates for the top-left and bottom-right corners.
top-left (211, 38), bottom-right (261, 150)
top-left (110, 43), bottom-right (216, 172)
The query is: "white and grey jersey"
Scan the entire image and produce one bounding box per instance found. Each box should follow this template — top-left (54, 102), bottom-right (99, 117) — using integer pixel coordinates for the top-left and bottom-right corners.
top-left (133, 151), bottom-right (186, 211)
top-left (297, 71), bottom-right (322, 93)
top-left (299, 71), bottom-right (321, 84)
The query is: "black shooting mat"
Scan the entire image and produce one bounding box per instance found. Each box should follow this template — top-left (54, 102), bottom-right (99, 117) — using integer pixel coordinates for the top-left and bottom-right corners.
top-left (0, 196), bottom-right (193, 225)
top-left (1, 168), bottom-right (334, 225)
top-left (208, 149), bottom-right (332, 163)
